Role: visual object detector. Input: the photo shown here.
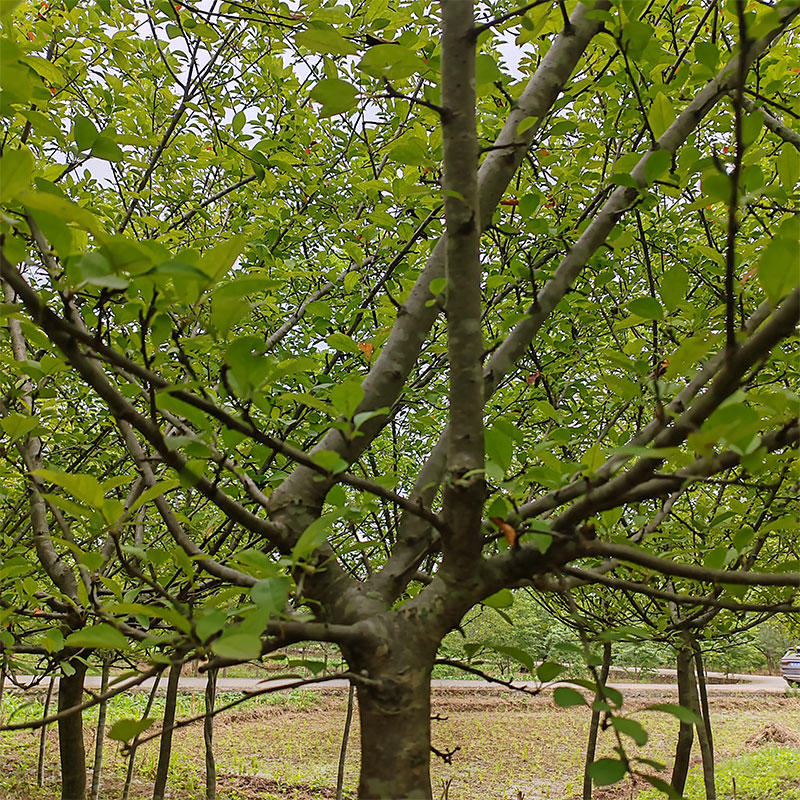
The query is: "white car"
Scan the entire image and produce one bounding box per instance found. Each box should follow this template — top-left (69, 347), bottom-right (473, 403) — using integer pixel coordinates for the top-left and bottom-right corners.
top-left (780, 647), bottom-right (800, 687)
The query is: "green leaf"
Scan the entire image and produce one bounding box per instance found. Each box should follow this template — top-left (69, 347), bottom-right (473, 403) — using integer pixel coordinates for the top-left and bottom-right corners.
top-left (536, 661), bottom-right (564, 682)
top-left (0, 146), bottom-right (34, 203)
top-left (128, 480), bottom-right (181, 514)
top-left (611, 716), bottom-right (648, 746)
top-left (359, 44), bottom-right (425, 80)
top-left (108, 602), bottom-right (191, 633)
top-left (311, 449), bottom-right (348, 473)
top-left (295, 26), bottom-right (357, 56)
top-left (589, 758), bottom-right (627, 786)
top-left (91, 135), bottom-right (124, 162)
top-left (195, 609), bottom-right (226, 642)
top-left (198, 234), bottom-right (247, 283)
top-left (702, 171), bottom-right (730, 204)
top-left (33, 468), bottom-right (105, 508)
top-left (0, 0), bottom-right (23, 18)
top-left (491, 644), bottom-right (534, 671)
top-left (758, 222), bottom-right (799, 304)
top-left (517, 117), bottom-right (537, 136)
top-left (108, 717), bottom-right (154, 743)
top-left (553, 687), bottom-right (586, 707)
top-left (73, 114), bottom-right (99, 151)
top-left (292, 511), bottom-right (340, 562)
top-left (741, 111), bottom-right (763, 148)
top-left (626, 296), bottom-right (664, 320)
top-left (621, 20), bottom-right (653, 59)
top-left (648, 93), bottom-right (675, 140)
top-left (330, 380), bottom-right (364, 418)
top-left (250, 576), bottom-right (290, 617)
top-left (659, 265), bottom-right (689, 310)
top-left (65, 623), bottom-right (128, 651)
top-left (640, 774), bottom-right (683, 799)
top-left (694, 41), bottom-right (718, 71)
top-left (486, 426), bottom-right (513, 473)
top-left (482, 588), bottom-right (513, 608)
top-left (211, 632), bottom-right (263, 661)
top-left (644, 149), bottom-right (671, 183)
top-left (326, 332), bottom-right (361, 355)
top-left (703, 545), bottom-right (729, 571)
top-left (0, 413), bottom-right (38, 441)
top-left (776, 144), bottom-right (799, 190)
top-left (19, 190), bottom-right (102, 235)
top-left (310, 78), bottom-right (358, 118)
top-left (389, 137), bottom-right (428, 165)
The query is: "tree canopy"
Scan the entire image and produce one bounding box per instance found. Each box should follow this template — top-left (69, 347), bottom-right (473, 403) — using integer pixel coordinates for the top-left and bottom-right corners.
top-left (1, 0), bottom-right (799, 798)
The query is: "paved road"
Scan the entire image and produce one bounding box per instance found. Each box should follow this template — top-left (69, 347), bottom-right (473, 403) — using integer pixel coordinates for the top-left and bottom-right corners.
top-left (6, 670), bottom-right (789, 696)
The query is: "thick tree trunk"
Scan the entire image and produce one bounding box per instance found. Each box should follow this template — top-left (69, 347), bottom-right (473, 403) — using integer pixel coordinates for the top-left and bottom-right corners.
top-left (57, 658), bottom-right (88, 800)
top-left (347, 628), bottom-right (437, 800)
top-left (671, 645), bottom-right (694, 795)
top-left (356, 675), bottom-right (433, 799)
top-left (583, 641), bottom-right (613, 800)
top-left (152, 661), bottom-right (182, 800)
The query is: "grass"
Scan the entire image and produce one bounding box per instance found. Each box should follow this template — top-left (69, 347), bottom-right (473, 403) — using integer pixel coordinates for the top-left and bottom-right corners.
top-left (1, 689), bottom-right (798, 799)
top-left (637, 746), bottom-right (800, 800)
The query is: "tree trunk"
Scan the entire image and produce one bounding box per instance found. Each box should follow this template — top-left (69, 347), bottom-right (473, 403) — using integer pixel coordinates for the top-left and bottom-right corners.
top-left (583, 641), bottom-right (612, 800)
top-left (336, 682), bottom-right (355, 800)
top-left (152, 660), bottom-right (182, 800)
top-left (348, 631), bottom-right (437, 800)
top-left (691, 645), bottom-right (716, 800)
top-left (671, 645), bottom-right (694, 795)
top-left (90, 658), bottom-right (110, 800)
top-left (58, 658), bottom-right (88, 800)
top-left (122, 671), bottom-right (163, 800)
top-left (39, 675), bottom-right (56, 787)
top-left (0, 653), bottom-right (6, 725)
top-left (204, 668), bottom-right (218, 800)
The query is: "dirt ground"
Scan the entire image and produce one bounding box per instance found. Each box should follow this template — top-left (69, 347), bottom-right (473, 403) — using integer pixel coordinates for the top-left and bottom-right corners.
top-left (2, 688), bottom-right (799, 800)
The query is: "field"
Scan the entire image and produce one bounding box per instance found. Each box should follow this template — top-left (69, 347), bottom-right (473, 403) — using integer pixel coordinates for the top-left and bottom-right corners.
top-left (1, 687), bottom-right (799, 800)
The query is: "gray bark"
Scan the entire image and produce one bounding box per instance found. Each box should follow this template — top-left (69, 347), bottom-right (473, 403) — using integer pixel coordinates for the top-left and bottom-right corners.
top-left (152, 661), bottom-right (182, 800)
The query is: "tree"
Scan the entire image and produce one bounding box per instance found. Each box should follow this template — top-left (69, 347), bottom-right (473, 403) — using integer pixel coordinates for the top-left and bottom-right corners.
top-left (1, 0), bottom-right (799, 798)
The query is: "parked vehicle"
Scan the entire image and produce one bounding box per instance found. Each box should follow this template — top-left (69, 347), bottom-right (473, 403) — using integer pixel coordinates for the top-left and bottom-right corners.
top-left (780, 647), bottom-right (800, 686)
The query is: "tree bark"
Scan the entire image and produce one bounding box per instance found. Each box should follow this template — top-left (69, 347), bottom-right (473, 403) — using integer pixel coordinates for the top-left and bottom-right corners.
top-left (356, 674), bottom-right (434, 799)
top-left (39, 675), bottom-right (56, 787)
top-left (57, 658), bottom-right (88, 800)
top-left (122, 671), bottom-right (163, 800)
top-left (204, 667), bottom-right (218, 800)
top-left (671, 645), bottom-right (694, 795)
top-left (0, 653), bottom-right (6, 725)
top-left (336, 682), bottom-right (355, 800)
top-left (90, 658), bottom-right (110, 800)
top-left (152, 661), bottom-right (182, 800)
top-left (583, 642), bottom-right (612, 800)
top-left (691, 643), bottom-right (716, 800)
top-left (347, 626), bottom-right (437, 800)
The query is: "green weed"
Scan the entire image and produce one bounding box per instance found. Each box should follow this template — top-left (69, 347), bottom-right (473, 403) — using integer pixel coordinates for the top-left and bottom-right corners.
top-left (638, 746), bottom-right (800, 800)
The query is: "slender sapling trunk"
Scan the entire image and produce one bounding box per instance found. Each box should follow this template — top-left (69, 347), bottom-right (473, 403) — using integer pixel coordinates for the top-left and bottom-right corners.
top-left (152, 660), bottom-right (182, 800)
